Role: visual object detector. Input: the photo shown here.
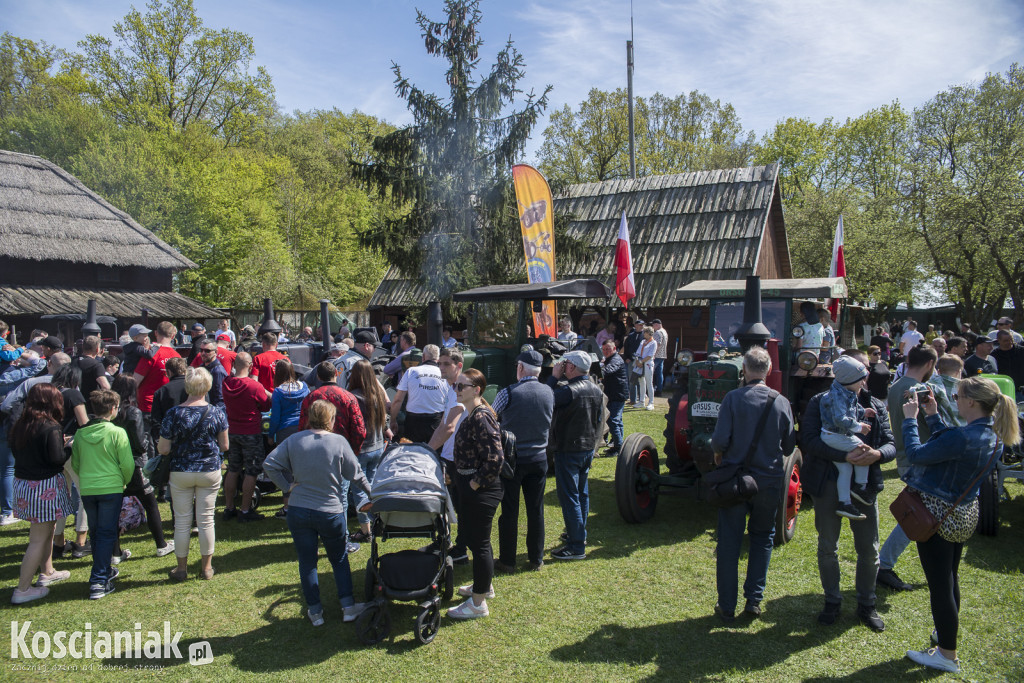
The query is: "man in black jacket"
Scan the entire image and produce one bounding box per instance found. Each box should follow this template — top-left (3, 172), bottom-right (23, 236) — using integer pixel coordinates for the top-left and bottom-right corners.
top-left (623, 319), bottom-right (645, 405)
top-left (546, 350), bottom-right (605, 561)
top-left (600, 339), bottom-right (629, 456)
top-left (801, 349), bottom-right (895, 632)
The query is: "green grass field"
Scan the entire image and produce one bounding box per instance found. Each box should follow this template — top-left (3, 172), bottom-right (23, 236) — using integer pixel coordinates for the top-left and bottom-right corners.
top-left (2, 406), bottom-right (1023, 682)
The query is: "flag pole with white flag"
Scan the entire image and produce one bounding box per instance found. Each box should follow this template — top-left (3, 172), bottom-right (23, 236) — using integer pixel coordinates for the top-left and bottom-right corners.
top-left (827, 215), bottom-right (846, 324)
top-left (615, 211), bottom-right (636, 308)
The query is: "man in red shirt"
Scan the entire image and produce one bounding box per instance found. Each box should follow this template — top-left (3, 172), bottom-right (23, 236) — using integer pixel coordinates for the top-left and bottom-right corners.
top-left (251, 332), bottom-right (288, 393)
top-left (133, 321), bottom-right (182, 420)
top-left (299, 362), bottom-right (366, 453)
top-left (222, 352), bottom-right (272, 521)
top-left (190, 333), bottom-right (236, 374)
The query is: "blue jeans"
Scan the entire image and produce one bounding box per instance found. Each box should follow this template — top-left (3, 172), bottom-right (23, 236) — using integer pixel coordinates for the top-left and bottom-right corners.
top-left (81, 493), bottom-right (123, 586)
top-left (606, 401), bottom-right (625, 449)
top-left (0, 434), bottom-right (14, 516)
top-left (715, 485), bottom-right (781, 613)
top-left (286, 506), bottom-right (355, 611)
top-left (353, 447), bottom-right (384, 526)
top-left (653, 358), bottom-right (665, 394)
top-left (553, 450), bottom-right (594, 554)
top-left (879, 523), bottom-right (910, 571)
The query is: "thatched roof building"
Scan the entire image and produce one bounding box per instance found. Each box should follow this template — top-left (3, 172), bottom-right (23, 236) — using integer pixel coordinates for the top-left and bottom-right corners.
top-left (0, 150), bottom-right (220, 325)
top-left (368, 164), bottom-right (791, 349)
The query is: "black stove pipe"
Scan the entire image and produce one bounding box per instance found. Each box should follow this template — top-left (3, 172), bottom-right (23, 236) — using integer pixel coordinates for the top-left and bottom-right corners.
top-left (426, 301), bottom-right (443, 348)
top-left (734, 275), bottom-right (771, 352)
top-left (320, 299), bottom-right (331, 357)
top-left (82, 299), bottom-right (101, 337)
top-left (258, 298), bottom-right (282, 337)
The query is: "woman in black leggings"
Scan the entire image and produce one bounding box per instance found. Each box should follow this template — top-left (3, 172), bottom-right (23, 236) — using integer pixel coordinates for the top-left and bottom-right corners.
top-left (447, 368), bottom-right (504, 620)
top-left (900, 377), bottom-right (1019, 673)
top-left (111, 375), bottom-right (173, 558)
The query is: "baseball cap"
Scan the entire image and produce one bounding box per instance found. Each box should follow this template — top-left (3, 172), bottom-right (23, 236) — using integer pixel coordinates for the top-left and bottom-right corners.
top-left (563, 350), bottom-right (591, 372)
top-left (191, 322), bottom-right (205, 331)
top-left (651, 318), bottom-right (662, 324)
top-left (634, 319), bottom-right (645, 326)
top-left (976, 336), bottom-right (993, 345)
top-left (128, 323), bottom-right (151, 337)
top-left (216, 333), bottom-right (231, 342)
top-left (354, 330), bottom-right (379, 345)
top-left (38, 336), bottom-right (63, 350)
top-left (330, 342), bottom-right (347, 353)
top-left (516, 349), bottom-right (543, 367)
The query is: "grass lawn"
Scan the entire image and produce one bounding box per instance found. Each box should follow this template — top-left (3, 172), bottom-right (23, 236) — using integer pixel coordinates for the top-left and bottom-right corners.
top-left (3, 404), bottom-right (1023, 682)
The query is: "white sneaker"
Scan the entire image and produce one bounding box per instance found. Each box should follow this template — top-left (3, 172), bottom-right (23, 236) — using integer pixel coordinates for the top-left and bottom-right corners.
top-left (1, 514), bottom-right (22, 526)
top-left (458, 583), bottom-right (495, 599)
top-left (343, 602), bottom-right (368, 623)
top-left (907, 648), bottom-right (960, 673)
top-left (308, 609), bottom-right (324, 627)
top-left (35, 570), bottom-right (71, 587)
top-left (447, 598), bottom-right (488, 620)
top-left (110, 549), bottom-right (132, 565)
top-left (12, 586), bottom-right (49, 604)
top-left (645, 404), bottom-right (655, 411)
top-left (155, 541), bottom-right (175, 557)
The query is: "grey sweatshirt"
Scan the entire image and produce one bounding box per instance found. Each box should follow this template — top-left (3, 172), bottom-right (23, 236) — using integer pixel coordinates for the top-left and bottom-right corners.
top-left (263, 430), bottom-right (371, 514)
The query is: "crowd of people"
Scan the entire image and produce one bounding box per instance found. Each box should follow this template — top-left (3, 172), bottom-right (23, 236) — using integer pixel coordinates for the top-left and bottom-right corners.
top-left (1, 310), bottom-right (1019, 672)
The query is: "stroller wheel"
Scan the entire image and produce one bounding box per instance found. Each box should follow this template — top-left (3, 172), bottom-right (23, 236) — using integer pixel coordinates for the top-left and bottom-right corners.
top-left (415, 602), bottom-right (441, 644)
top-left (441, 565), bottom-right (454, 601)
top-left (250, 488), bottom-right (261, 512)
top-left (356, 603), bottom-right (391, 646)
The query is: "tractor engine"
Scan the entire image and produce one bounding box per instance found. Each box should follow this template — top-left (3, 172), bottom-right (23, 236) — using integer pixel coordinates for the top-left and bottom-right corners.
top-left (686, 354), bottom-right (743, 473)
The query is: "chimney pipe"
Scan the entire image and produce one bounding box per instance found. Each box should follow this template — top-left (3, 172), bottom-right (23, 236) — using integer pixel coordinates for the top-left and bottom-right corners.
top-left (258, 298), bottom-right (282, 337)
top-left (734, 275), bottom-right (771, 352)
top-left (140, 308), bottom-right (150, 329)
top-left (82, 299), bottom-right (101, 337)
top-left (426, 301), bottom-right (443, 348)
top-left (320, 299), bottom-right (331, 358)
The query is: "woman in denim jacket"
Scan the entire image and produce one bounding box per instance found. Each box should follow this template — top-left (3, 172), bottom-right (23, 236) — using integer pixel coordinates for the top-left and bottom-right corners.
top-left (900, 376), bottom-right (1019, 673)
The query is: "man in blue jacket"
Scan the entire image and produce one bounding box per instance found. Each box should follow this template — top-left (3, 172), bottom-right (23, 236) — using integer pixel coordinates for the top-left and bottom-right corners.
top-left (802, 349), bottom-right (895, 632)
top-left (599, 339), bottom-right (629, 456)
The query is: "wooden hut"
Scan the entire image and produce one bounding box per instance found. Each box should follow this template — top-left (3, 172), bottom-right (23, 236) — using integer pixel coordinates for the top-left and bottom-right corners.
top-left (368, 164), bottom-right (791, 351)
top-left (0, 150), bottom-right (222, 341)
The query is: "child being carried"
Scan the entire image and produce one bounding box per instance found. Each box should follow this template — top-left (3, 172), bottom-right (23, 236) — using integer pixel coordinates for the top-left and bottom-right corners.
top-left (819, 356), bottom-right (876, 520)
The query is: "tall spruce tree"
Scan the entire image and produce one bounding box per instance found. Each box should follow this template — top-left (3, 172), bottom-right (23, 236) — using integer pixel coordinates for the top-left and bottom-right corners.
top-left (357, 0), bottom-right (552, 306)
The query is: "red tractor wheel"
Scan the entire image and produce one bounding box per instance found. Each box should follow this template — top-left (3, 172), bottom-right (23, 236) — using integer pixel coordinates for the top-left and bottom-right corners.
top-left (663, 388), bottom-right (690, 475)
top-left (774, 450), bottom-right (802, 546)
top-left (615, 433), bottom-right (659, 523)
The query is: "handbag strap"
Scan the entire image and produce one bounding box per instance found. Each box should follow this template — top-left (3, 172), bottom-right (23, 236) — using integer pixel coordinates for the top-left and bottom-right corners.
top-left (741, 387), bottom-right (780, 469)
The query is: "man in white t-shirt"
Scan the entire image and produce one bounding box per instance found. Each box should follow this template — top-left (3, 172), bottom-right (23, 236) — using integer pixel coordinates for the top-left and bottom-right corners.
top-left (557, 318), bottom-right (578, 345)
top-left (428, 347), bottom-right (469, 563)
top-left (651, 319), bottom-right (669, 395)
top-left (987, 317), bottom-right (1024, 345)
top-left (390, 343), bottom-right (447, 443)
top-left (900, 320), bottom-right (924, 357)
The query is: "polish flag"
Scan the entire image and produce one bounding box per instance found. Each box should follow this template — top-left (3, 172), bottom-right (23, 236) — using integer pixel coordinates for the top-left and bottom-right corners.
top-left (615, 211), bottom-right (636, 308)
top-left (827, 215), bottom-right (846, 322)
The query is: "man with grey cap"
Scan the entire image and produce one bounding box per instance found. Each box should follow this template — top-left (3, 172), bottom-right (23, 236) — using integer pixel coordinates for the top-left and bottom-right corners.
top-left (336, 330), bottom-right (378, 389)
top-left (303, 342), bottom-right (348, 389)
top-left (493, 348), bottom-right (554, 572)
top-left (122, 324), bottom-right (156, 375)
top-left (546, 350), bottom-right (604, 560)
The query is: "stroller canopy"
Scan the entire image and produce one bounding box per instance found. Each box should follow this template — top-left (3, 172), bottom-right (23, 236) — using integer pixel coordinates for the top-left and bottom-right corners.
top-left (371, 443), bottom-right (451, 516)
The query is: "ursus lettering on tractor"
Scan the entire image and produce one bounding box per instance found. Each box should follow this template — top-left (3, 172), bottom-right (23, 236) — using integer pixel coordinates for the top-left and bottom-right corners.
top-left (614, 275), bottom-right (848, 546)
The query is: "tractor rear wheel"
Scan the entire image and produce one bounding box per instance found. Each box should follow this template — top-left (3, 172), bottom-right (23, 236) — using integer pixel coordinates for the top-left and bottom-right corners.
top-left (615, 433), bottom-right (659, 523)
top-left (978, 466), bottom-right (999, 536)
top-left (774, 450), bottom-right (803, 546)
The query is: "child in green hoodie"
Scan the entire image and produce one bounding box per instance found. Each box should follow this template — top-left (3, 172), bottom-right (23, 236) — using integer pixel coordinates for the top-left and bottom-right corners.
top-left (71, 389), bottom-right (134, 600)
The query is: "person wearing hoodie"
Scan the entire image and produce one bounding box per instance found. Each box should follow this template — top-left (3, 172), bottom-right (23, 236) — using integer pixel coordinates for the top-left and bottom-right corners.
top-left (121, 324), bottom-right (156, 376)
top-left (222, 352), bottom-right (272, 521)
top-left (269, 359), bottom-right (309, 518)
top-left (71, 389), bottom-right (134, 600)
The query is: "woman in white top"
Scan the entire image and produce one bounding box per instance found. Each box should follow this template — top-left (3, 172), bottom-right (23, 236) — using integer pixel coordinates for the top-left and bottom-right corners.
top-left (636, 327), bottom-right (657, 410)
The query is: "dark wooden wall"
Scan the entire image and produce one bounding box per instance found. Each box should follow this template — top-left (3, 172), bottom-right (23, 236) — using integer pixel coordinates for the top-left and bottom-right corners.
top-left (0, 258), bottom-right (173, 291)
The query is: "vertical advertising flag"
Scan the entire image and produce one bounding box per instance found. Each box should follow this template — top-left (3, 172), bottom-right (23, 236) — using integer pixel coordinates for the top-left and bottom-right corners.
top-left (512, 164), bottom-right (557, 337)
top-left (827, 215), bottom-right (846, 323)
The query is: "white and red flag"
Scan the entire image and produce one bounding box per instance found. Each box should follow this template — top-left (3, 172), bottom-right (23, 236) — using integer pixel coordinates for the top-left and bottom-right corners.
top-left (827, 215), bottom-right (846, 322)
top-left (615, 211), bottom-right (636, 308)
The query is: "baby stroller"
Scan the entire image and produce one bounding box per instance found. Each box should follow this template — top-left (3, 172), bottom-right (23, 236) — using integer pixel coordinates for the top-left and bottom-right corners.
top-left (357, 443), bottom-right (455, 645)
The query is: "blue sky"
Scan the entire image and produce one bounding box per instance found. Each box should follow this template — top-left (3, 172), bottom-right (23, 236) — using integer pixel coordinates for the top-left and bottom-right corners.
top-left (4, 0), bottom-right (1024, 161)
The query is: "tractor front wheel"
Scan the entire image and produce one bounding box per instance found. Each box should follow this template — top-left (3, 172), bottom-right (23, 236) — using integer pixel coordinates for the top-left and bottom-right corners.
top-left (615, 433), bottom-right (659, 523)
top-left (774, 450), bottom-right (802, 546)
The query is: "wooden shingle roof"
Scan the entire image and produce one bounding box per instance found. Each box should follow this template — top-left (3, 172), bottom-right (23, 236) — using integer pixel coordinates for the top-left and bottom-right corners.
top-left (0, 150), bottom-right (196, 271)
top-left (368, 164), bottom-right (790, 309)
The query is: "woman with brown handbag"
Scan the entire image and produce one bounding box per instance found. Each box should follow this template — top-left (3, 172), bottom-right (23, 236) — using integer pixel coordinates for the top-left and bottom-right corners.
top-left (900, 377), bottom-right (1019, 673)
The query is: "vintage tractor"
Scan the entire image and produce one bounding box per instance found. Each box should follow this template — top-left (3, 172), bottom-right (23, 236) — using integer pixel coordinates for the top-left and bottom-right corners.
top-left (449, 279), bottom-right (610, 399)
top-left (614, 275), bottom-right (848, 546)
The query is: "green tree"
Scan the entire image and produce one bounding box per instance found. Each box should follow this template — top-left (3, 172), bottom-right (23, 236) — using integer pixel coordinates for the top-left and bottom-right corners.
top-left (537, 87), bottom-right (756, 185)
top-left (72, 0), bottom-right (275, 144)
top-left (357, 0), bottom-right (560, 308)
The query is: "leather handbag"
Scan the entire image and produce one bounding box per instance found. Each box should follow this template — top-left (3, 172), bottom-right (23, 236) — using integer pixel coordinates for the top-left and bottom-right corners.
top-left (704, 388), bottom-right (779, 508)
top-left (890, 439), bottom-right (1001, 542)
top-left (499, 429), bottom-right (517, 480)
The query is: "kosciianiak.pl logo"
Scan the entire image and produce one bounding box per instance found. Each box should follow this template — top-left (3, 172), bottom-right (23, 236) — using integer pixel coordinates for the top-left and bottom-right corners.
top-left (10, 621), bottom-right (213, 666)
